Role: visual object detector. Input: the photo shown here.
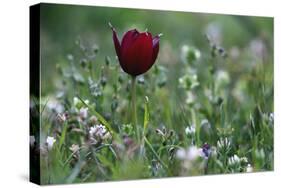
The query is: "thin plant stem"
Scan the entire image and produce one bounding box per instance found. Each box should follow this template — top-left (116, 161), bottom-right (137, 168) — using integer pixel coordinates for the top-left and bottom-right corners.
top-left (144, 136), bottom-right (171, 175)
top-left (131, 76), bottom-right (139, 143)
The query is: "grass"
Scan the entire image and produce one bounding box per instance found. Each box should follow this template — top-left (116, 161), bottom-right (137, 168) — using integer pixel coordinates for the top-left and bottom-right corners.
top-left (30, 5), bottom-right (273, 185)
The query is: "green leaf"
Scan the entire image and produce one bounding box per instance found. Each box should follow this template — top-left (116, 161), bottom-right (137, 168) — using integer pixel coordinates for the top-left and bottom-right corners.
top-left (59, 121), bottom-right (68, 151)
top-left (143, 96), bottom-right (150, 134)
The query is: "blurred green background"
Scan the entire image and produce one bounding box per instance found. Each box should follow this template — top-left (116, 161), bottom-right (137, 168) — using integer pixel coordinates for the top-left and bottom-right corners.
top-left (40, 3), bottom-right (273, 94)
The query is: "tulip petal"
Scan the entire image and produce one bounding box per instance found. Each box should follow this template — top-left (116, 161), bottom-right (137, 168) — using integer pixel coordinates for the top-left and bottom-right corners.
top-left (151, 35), bottom-right (160, 65)
top-left (121, 29), bottom-right (139, 56)
top-left (121, 32), bottom-right (153, 76)
top-left (110, 25), bottom-right (121, 59)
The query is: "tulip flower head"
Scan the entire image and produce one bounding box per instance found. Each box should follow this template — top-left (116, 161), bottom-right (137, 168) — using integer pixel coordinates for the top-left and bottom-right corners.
top-left (110, 23), bottom-right (161, 76)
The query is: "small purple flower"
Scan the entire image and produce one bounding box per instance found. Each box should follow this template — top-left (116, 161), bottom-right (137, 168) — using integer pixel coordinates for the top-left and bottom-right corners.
top-left (202, 143), bottom-right (211, 158)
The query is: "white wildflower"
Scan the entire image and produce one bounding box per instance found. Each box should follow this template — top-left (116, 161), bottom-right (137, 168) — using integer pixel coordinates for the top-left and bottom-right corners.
top-left (73, 97), bottom-right (89, 109)
top-left (228, 154), bottom-right (240, 166)
top-left (67, 54), bottom-right (74, 61)
top-left (176, 148), bottom-right (186, 160)
top-left (187, 146), bottom-right (202, 160)
top-left (246, 164), bottom-right (253, 173)
top-left (215, 70), bottom-right (230, 89)
top-left (176, 146), bottom-right (202, 161)
top-left (181, 45), bottom-right (201, 63)
top-left (185, 91), bottom-right (196, 104)
top-left (102, 132), bottom-right (112, 140)
top-left (240, 157), bottom-right (248, 163)
top-left (178, 73), bottom-right (199, 90)
top-left (185, 125), bottom-right (195, 136)
top-left (217, 137), bottom-right (231, 152)
top-left (57, 113), bottom-right (67, 122)
top-left (69, 144), bottom-right (80, 154)
top-left (47, 98), bottom-right (64, 113)
top-left (73, 97), bottom-right (80, 107)
top-left (79, 107), bottom-right (88, 119)
top-left (198, 148), bottom-right (206, 158)
top-left (89, 124), bottom-right (108, 141)
top-left (176, 145), bottom-right (209, 174)
top-left (233, 155), bottom-right (240, 162)
top-left (46, 136), bottom-right (56, 151)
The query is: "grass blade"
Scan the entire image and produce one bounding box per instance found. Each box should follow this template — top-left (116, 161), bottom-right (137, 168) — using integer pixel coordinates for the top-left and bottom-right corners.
top-left (77, 96), bottom-right (116, 138)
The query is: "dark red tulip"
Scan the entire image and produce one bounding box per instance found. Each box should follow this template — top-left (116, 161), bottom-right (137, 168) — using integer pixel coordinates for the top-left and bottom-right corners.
top-left (110, 24), bottom-right (160, 76)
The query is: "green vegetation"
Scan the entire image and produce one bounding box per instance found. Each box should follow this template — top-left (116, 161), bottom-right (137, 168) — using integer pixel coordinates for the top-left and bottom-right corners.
top-left (30, 4), bottom-right (273, 185)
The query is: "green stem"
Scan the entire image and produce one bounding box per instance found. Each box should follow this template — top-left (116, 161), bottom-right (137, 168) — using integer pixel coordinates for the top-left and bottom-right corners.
top-left (131, 76), bottom-right (139, 143)
top-left (144, 137), bottom-right (171, 175)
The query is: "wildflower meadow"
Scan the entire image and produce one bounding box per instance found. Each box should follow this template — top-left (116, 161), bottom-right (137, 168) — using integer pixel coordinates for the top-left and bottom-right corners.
top-left (30, 3), bottom-right (273, 185)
